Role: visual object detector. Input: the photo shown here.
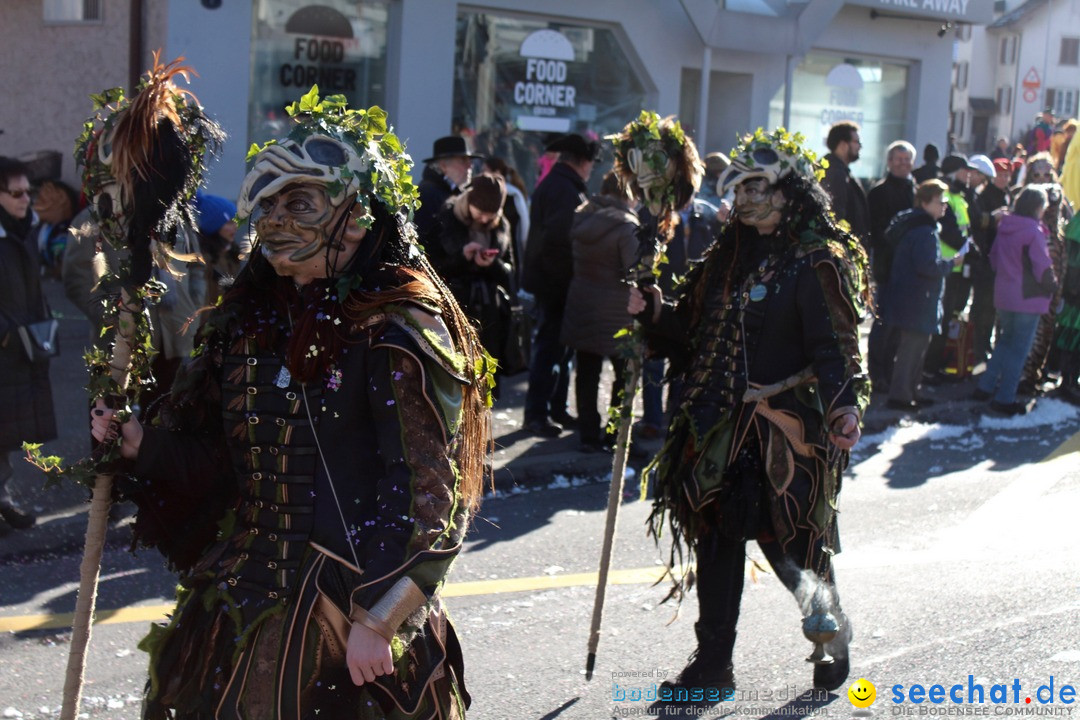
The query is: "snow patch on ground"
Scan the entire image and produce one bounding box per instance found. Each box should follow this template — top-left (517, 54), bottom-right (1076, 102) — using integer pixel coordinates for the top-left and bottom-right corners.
top-left (853, 421), bottom-right (970, 467)
top-left (977, 397), bottom-right (1079, 430)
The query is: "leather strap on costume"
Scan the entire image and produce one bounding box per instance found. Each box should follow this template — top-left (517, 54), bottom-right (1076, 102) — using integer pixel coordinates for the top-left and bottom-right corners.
top-left (742, 365), bottom-right (815, 403)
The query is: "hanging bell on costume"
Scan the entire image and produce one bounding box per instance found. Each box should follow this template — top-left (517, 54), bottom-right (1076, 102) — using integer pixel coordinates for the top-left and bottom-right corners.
top-left (802, 611), bottom-right (839, 665)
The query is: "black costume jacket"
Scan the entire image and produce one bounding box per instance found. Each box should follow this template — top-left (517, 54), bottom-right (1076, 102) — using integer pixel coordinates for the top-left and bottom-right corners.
top-left (130, 297), bottom-right (471, 720)
top-left (642, 226), bottom-right (869, 570)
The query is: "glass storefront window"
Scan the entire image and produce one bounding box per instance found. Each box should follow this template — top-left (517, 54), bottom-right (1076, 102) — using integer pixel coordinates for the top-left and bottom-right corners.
top-left (768, 52), bottom-right (909, 181)
top-left (453, 13), bottom-right (648, 190)
top-left (248, 0), bottom-right (389, 149)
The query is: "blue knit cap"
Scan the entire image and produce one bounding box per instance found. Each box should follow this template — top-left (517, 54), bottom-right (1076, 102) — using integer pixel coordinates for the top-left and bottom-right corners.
top-left (195, 192), bottom-right (237, 235)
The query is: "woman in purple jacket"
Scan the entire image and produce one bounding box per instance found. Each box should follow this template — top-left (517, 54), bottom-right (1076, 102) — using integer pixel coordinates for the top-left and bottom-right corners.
top-left (975, 186), bottom-right (1056, 414)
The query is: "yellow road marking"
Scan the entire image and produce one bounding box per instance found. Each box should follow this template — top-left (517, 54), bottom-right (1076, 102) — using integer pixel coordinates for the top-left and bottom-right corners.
top-left (7, 428), bottom-right (1076, 634)
top-left (0, 565), bottom-right (670, 633)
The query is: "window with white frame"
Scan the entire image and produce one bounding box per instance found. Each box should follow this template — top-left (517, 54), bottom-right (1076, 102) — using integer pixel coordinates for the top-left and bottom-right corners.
top-left (955, 61), bottom-right (969, 90)
top-left (1047, 88), bottom-right (1078, 118)
top-left (999, 35), bottom-right (1018, 65)
top-left (43, 0), bottom-right (101, 22)
top-left (996, 86), bottom-right (1013, 116)
top-left (1061, 37), bottom-right (1079, 66)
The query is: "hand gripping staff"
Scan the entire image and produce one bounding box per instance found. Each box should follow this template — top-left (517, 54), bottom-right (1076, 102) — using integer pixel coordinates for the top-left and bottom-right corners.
top-left (584, 112), bottom-right (703, 680)
top-left (23, 54), bottom-right (223, 720)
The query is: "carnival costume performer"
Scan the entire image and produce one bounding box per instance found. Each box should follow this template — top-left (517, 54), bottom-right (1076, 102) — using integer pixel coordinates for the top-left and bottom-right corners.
top-left (92, 89), bottom-right (489, 720)
top-left (629, 129), bottom-right (869, 695)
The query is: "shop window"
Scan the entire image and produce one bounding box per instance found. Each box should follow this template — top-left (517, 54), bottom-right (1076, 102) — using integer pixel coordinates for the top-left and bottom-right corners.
top-left (44, 0), bottom-right (101, 22)
top-left (1047, 88), bottom-right (1078, 118)
top-left (248, 0), bottom-right (389, 149)
top-left (767, 52), bottom-right (909, 181)
top-left (1061, 37), bottom-right (1079, 66)
top-left (996, 86), bottom-right (1012, 116)
top-left (999, 35), bottom-right (1017, 65)
top-left (453, 13), bottom-right (647, 190)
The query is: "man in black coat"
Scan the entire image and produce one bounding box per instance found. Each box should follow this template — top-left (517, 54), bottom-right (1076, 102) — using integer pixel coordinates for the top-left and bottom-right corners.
top-left (521, 133), bottom-right (599, 436)
top-left (821, 121), bottom-right (870, 249)
top-left (865, 140), bottom-right (916, 388)
top-left (415, 136), bottom-right (481, 243)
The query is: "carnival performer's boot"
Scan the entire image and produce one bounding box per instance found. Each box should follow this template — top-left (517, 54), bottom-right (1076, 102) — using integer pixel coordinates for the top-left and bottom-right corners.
top-left (812, 610), bottom-right (851, 692)
top-left (661, 623), bottom-right (736, 700)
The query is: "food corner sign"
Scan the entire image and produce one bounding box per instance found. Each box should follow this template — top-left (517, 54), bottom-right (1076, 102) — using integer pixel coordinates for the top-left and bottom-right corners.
top-left (846, 0), bottom-right (993, 23)
top-left (514, 29), bottom-right (577, 133)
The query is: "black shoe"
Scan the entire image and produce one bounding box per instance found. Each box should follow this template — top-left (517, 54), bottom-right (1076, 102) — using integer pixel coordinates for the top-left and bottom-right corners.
top-left (0, 501), bottom-right (36, 530)
top-left (525, 419), bottom-right (563, 438)
top-left (0, 518), bottom-right (10, 537)
top-left (550, 411), bottom-right (578, 429)
top-left (885, 399), bottom-right (919, 411)
top-left (812, 613), bottom-right (852, 692)
top-left (660, 651), bottom-right (735, 702)
top-left (972, 388), bottom-right (992, 402)
top-left (989, 400), bottom-right (1031, 416)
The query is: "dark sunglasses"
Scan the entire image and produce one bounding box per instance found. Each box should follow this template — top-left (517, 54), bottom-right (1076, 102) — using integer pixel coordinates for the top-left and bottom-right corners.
top-left (1, 188), bottom-right (30, 199)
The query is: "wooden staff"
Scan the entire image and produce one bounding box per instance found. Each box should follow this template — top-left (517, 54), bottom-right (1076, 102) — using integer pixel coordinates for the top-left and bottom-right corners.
top-left (61, 290), bottom-right (141, 720)
top-left (585, 350), bottom-right (642, 680)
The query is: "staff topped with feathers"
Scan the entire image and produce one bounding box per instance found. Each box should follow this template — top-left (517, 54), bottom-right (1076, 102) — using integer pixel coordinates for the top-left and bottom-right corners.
top-left (76, 52), bottom-right (225, 289)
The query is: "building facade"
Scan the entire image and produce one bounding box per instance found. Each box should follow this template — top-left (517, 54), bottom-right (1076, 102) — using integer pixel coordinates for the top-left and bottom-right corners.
top-left (0, 0), bottom-right (992, 196)
top-left (952, 0), bottom-right (1080, 155)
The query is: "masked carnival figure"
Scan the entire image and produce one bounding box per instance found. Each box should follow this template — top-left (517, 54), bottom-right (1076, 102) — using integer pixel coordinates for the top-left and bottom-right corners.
top-left (630, 129), bottom-right (870, 697)
top-left (91, 89), bottom-right (489, 720)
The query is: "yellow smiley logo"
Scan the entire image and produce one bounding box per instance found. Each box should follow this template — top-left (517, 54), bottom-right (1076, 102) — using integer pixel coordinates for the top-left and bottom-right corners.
top-left (848, 678), bottom-right (876, 708)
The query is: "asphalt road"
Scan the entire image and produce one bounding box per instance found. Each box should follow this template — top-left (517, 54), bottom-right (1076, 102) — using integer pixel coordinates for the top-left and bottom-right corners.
top-left (2, 400), bottom-right (1079, 719)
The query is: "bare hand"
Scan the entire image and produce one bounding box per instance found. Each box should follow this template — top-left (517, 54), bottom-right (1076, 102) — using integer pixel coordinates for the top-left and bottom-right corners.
top-left (463, 241), bottom-right (483, 262)
top-left (90, 397), bottom-right (143, 460)
top-left (346, 623), bottom-right (394, 686)
top-left (829, 413), bottom-right (860, 451)
top-left (627, 285), bottom-right (662, 322)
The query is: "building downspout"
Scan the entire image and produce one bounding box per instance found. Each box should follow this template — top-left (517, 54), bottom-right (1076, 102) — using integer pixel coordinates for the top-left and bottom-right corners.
top-left (129, 0), bottom-right (144, 93)
top-left (698, 46), bottom-right (712, 151)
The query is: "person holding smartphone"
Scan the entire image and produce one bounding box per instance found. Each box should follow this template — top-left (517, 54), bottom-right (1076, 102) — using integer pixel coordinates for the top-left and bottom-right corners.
top-left (427, 173), bottom-right (515, 396)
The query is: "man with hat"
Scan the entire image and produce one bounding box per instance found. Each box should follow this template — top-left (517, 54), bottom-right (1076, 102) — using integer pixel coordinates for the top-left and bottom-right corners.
top-left (416, 135), bottom-right (481, 243)
top-left (521, 133), bottom-right (600, 437)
